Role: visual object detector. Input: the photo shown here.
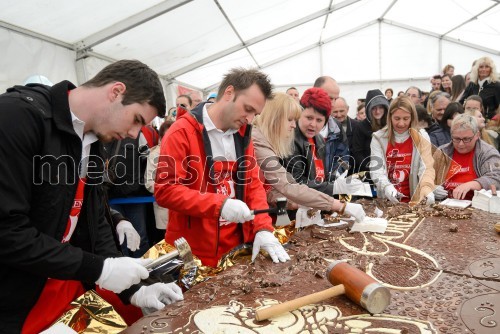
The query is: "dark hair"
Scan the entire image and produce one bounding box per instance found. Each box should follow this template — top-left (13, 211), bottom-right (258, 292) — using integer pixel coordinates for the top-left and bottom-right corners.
top-left (405, 86), bottom-right (422, 98)
top-left (416, 104), bottom-right (432, 126)
top-left (432, 74), bottom-right (442, 80)
top-left (82, 60), bottom-right (165, 117)
top-left (286, 86), bottom-right (298, 92)
top-left (217, 68), bottom-right (273, 100)
top-left (439, 102), bottom-right (464, 130)
top-left (159, 120), bottom-right (174, 138)
top-left (440, 74), bottom-right (452, 93)
top-left (300, 87), bottom-right (331, 123)
top-left (177, 94), bottom-right (192, 107)
top-left (385, 88), bottom-right (393, 95)
top-left (357, 102), bottom-right (365, 112)
top-left (451, 75), bottom-right (466, 101)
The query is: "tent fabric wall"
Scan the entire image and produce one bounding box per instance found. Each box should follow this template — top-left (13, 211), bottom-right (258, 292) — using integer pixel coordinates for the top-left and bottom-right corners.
top-left (0, 29), bottom-right (77, 92)
top-left (1, 0), bottom-right (500, 111)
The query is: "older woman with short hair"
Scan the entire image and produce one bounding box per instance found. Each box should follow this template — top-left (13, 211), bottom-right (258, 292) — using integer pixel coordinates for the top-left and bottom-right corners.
top-left (433, 114), bottom-right (500, 200)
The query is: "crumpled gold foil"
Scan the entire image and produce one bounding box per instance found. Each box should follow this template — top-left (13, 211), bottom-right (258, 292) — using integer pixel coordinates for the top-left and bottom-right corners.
top-left (142, 240), bottom-right (204, 290)
top-left (142, 230), bottom-right (294, 289)
top-left (274, 220), bottom-right (296, 244)
top-left (51, 290), bottom-right (126, 333)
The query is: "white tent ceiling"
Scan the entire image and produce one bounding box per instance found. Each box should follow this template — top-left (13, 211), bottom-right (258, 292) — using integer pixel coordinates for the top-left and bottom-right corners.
top-left (1, 0), bottom-right (500, 109)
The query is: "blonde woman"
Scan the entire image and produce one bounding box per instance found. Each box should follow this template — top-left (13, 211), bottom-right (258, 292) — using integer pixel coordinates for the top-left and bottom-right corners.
top-left (370, 96), bottom-right (435, 204)
top-left (460, 56), bottom-right (500, 120)
top-left (252, 93), bottom-right (366, 222)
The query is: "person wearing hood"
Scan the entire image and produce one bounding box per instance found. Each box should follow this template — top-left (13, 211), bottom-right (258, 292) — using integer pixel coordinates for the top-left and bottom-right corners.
top-left (351, 89), bottom-right (389, 175)
top-left (284, 88), bottom-right (352, 196)
top-left (369, 96), bottom-right (436, 204)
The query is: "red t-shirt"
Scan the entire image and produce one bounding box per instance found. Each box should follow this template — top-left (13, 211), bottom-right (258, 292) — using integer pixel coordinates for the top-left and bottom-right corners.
top-left (386, 137), bottom-right (413, 202)
top-left (308, 138), bottom-right (325, 182)
top-left (443, 150), bottom-right (477, 200)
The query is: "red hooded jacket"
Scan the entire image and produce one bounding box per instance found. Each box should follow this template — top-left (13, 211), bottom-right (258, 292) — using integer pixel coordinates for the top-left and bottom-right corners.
top-left (154, 103), bottom-right (273, 267)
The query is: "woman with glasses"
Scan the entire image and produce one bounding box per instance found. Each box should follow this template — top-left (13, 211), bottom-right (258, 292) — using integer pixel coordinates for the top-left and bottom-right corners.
top-left (460, 56), bottom-right (500, 120)
top-left (433, 114), bottom-right (500, 200)
top-left (252, 92), bottom-right (366, 223)
top-left (370, 96), bottom-right (435, 205)
top-left (464, 95), bottom-right (498, 149)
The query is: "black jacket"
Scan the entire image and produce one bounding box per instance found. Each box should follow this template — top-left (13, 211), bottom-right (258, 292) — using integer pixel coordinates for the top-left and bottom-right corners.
top-left (284, 127), bottom-right (334, 195)
top-left (460, 81), bottom-right (500, 120)
top-left (0, 82), bottom-right (135, 332)
top-left (351, 118), bottom-right (373, 174)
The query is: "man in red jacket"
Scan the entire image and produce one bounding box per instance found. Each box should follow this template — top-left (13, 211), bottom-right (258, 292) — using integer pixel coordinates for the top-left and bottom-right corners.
top-left (155, 68), bottom-right (290, 267)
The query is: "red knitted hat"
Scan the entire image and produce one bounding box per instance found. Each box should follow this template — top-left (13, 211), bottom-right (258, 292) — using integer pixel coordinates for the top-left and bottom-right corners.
top-left (300, 87), bottom-right (331, 119)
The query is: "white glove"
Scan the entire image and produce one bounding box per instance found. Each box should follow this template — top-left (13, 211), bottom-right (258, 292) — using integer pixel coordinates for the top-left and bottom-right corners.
top-left (344, 202), bottom-right (366, 223)
top-left (116, 220), bottom-right (141, 252)
top-left (383, 184), bottom-right (401, 203)
top-left (251, 231), bottom-right (290, 263)
top-left (130, 282), bottom-right (183, 314)
top-left (96, 257), bottom-right (151, 293)
top-left (220, 199), bottom-right (254, 223)
top-left (332, 171), bottom-right (365, 195)
top-left (433, 185), bottom-right (448, 200)
top-left (425, 191), bottom-right (435, 205)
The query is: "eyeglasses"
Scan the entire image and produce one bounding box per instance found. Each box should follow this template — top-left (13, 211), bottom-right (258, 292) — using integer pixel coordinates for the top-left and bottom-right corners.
top-left (451, 136), bottom-right (475, 144)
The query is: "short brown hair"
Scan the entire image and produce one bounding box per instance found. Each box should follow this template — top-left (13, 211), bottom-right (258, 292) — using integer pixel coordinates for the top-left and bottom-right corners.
top-left (217, 68), bottom-right (273, 101)
top-left (83, 60), bottom-right (166, 117)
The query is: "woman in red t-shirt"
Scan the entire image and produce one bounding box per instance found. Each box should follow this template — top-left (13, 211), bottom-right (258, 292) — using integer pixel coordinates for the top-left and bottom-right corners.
top-left (433, 114), bottom-right (500, 200)
top-left (370, 96), bottom-right (436, 204)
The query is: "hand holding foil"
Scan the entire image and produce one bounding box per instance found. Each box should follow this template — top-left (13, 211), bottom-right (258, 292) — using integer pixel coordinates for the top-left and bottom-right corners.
top-left (96, 257), bottom-right (151, 293)
top-left (252, 231), bottom-right (290, 263)
top-left (131, 282), bottom-right (183, 314)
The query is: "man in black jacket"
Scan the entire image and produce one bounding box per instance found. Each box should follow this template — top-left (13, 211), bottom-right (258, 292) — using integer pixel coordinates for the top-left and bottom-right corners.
top-left (0, 60), bottom-right (182, 333)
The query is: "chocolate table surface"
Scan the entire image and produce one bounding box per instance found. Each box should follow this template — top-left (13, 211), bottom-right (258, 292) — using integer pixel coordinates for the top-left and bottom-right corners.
top-left (123, 204), bottom-right (500, 334)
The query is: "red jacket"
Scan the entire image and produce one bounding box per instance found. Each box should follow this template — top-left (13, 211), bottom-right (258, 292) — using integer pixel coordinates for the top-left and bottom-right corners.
top-left (155, 103), bottom-right (273, 267)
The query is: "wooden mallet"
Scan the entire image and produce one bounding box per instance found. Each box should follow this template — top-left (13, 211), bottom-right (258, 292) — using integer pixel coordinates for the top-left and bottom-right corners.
top-left (255, 260), bottom-right (391, 321)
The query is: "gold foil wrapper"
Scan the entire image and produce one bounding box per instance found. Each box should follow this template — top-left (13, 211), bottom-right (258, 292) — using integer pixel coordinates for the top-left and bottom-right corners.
top-left (274, 220), bottom-right (296, 244)
top-left (52, 290), bottom-right (126, 333)
top-left (142, 240), bottom-right (204, 289)
top-left (142, 229), bottom-right (294, 288)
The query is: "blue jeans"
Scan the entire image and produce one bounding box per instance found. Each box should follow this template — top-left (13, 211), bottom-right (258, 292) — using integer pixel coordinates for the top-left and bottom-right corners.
top-left (111, 203), bottom-right (150, 258)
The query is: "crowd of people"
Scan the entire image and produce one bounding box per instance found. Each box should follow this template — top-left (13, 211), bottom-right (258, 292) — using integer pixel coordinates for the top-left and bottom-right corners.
top-left (1, 56), bottom-right (500, 332)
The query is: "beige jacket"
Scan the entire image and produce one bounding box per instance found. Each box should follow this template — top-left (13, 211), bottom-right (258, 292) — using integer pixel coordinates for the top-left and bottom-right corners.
top-left (252, 127), bottom-right (334, 211)
top-left (370, 128), bottom-right (435, 203)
